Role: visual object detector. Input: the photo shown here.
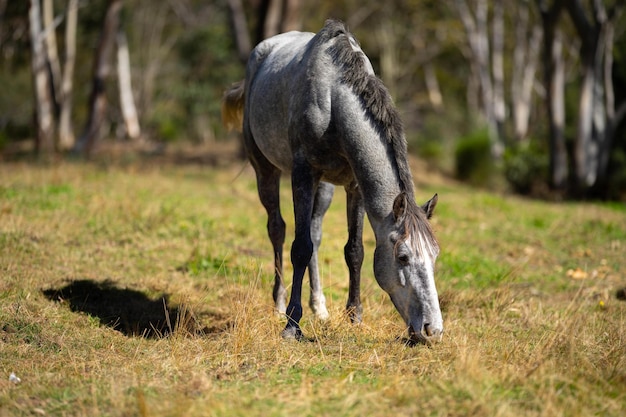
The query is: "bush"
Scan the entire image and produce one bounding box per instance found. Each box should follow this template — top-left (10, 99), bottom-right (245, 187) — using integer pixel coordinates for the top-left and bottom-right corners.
top-left (504, 144), bottom-right (549, 195)
top-left (454, 128), bottom-right (494, 186)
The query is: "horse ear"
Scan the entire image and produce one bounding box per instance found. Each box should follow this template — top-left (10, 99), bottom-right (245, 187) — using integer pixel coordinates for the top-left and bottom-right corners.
top-left (421, 193), bottom-right (438, 219)
top-left (393, 192), bottom-right (407, 222)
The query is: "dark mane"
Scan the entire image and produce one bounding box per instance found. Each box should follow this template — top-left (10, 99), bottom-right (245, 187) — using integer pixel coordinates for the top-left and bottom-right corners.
top-left (322, 20), bottom-right (414, 198)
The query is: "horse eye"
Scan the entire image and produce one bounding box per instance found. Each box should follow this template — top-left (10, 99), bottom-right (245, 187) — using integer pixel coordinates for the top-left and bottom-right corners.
top-left (397, 254), bottom-right (410, 265)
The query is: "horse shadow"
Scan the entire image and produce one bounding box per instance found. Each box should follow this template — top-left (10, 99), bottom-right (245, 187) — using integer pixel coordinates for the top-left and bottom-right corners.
top-left (42, 279), bottom-right (230, 339)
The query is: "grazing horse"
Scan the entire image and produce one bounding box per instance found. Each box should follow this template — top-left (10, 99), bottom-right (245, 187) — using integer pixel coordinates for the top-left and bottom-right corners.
top-left (222, 19), bottom-right (443, 344)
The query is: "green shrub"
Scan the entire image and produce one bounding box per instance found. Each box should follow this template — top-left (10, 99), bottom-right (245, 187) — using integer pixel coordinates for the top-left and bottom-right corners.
top-left (454, 128), bottom-right (494, 186)
top-left (504, 144), bottom-right (549, 194)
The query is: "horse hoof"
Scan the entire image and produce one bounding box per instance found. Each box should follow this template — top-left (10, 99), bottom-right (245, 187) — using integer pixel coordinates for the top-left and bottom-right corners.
top-left (315, 309), bottom-right (330, 321)
top-left (311, 303), bottom-right (329, 321)
top-left (281, 326), bottom-right (303, 341)
top-left (346, 305), bottom-right (363, 324)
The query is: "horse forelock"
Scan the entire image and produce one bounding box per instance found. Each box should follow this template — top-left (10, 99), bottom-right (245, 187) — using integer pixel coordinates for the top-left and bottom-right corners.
top-left (324, 21), bottom-right (414, 196)
top-left (395, 202), bottom-right (439, 263)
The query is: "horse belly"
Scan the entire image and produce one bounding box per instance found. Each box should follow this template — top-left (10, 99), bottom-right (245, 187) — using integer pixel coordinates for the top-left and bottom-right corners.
top-left (248, 107), bottom-right (294, 172)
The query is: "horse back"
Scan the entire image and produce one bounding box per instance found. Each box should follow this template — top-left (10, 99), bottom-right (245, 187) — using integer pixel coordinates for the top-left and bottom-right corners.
top-left (244, 21), bottom-right (366, 185)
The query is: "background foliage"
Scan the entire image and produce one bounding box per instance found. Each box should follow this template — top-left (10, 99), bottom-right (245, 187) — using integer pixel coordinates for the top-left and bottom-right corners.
top-left (2, 0), bottom-right (626, 199)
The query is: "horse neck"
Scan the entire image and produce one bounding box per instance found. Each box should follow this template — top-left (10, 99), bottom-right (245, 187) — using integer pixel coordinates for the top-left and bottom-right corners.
top-left (357, 154), bottom-right (406, 238)
top-left (337, 94), bottom-right (410, 232)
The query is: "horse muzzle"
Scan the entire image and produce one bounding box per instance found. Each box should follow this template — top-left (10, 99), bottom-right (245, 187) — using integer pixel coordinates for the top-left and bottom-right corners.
top-left (409, 323), bottom-right (444, 345)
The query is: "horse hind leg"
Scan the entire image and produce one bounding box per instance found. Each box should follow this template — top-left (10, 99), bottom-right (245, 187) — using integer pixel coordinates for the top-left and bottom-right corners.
top-left (308, 181), bottom-right (334, 321)
top-left (283, 160), bottom-right (319, 340)
top-left (253, 163), bottom-right (287, 315)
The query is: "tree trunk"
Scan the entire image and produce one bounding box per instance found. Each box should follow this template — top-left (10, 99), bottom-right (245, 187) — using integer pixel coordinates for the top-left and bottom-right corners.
top-left (574, 47), bottom-right (597, 189)
top-left (0, 0), bottom-right (7, 49)
top-left (492, 0), bottom-right (506, 150)
top-left (598, 19), bottom-right (626, 189)
top-left (537, 0), bottom-right (567, 189)
top-left (116, 29), bottom-right (141, 140)
top-left (281, 0), bottom-right (301, 33)
top-left (226, 0), bottom-right (251, 64)
top-left (258, 0), bottom-right (282, 40)
top-left (43, 0), bottom-right (61, 108)
top-left (512, 2), bottom-right (542, 142)
top-left (74, 0), bottom-right (122, 156)
top-left (453, 0), bottom-right (500, 156)
top-left (566, 0), bottom-right (619, 193)
top-left (378, 20), bottom-right (398, 99)
top-left (58, 0), bottom-right (78, 150)
top-left (423, 62), bottom-right (443, 111)
top-left (29, 0), bottom-right (56, 156)
top-left (256, 0), bottom-right (301, 43)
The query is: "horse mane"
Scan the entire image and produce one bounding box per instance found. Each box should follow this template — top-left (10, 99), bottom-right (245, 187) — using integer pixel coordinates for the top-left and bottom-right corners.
top-left (398, 208), bottom-right (440, 261)
top-left (322, 20), bottom-right (414, 199)
top-left (321, 20), bottom-right (438, 257)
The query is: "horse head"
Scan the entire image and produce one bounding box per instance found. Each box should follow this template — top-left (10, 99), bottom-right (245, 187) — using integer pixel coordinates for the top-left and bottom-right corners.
top-left (373, 192), bottom-right (443, 345)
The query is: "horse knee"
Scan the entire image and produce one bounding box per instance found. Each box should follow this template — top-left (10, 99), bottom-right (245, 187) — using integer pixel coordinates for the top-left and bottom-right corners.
top-left (344, 240), bottom-right (364, 269)
top-left (267, 216), bottom-right (286, 244)
top-left (291, 238), bottom-right (313, 269)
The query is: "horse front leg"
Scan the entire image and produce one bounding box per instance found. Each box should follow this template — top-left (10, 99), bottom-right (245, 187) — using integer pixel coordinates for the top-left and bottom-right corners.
top-left (345, 182), bottom-right (365, 323)
top-left (308, 181), bottom-right (334, 321)
top-left (283, 161), bottom-right (318, 340)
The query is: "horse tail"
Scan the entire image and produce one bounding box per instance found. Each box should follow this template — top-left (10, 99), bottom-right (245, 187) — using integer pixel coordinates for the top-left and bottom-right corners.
top-left (221, 80), bottom-right (245, 132)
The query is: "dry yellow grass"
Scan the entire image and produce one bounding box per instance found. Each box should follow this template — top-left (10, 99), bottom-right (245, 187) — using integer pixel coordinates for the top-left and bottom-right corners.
top-left (0, 157), bottom-right (624, 416)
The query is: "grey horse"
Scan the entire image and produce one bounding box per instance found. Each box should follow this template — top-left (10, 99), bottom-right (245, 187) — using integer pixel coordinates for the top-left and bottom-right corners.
top-left (222, 19), bottom-right (443, 344)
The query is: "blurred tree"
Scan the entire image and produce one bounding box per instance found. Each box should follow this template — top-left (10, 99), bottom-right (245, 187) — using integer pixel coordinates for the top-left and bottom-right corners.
top-left (116, 27), bottom-right (141, 140)
top-left (58, 0), bottom-right (78, 150)
top-left (0, 0), bottom-right (6, 44)
top-left (452, 0), bottom-right (502, 156)
top-left (536, 0), bottom-right (568, 189)
top-left (256, 0), bottom-right (301, 42)
top-left (566, 0), bottom-right (626, 196)
top-left (2, 0), bottom-right (625, 199)
top-left (74, 0), bottom-right (122, 156)
top-left (512, 0), bottom-right (542, 143)
top-left (29, 0), bottom-right (55, 156)
top-left (43, 0), bottom-right (61, 109)
top-left (226, 0), bottom-right (251, 63)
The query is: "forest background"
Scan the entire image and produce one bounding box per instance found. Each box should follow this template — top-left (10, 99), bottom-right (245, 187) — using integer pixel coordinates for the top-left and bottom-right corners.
top-left (2, 0), bottom-right (626, 200)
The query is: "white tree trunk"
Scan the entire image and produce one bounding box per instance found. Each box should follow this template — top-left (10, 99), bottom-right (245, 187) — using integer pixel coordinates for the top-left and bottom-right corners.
top-left (423, 62), bottom-right (443, 110)
top-left (378, 20), bottom-right (398, 99)
top-left (58, 0), bottom-right (78, 150)
top-left (512, 3), bottom-right (542, 142)
top-left (43, 0), bottom-right (61, 100)
top-left (29, 0), bottom-right (55, 155)
top-left (550, 33), bottom-right (565, 161)
top-left (117, 29), bottom-right (141, 140)
top-left (454, 0), bottom-right (499, 155)
top-left (491, 0), bottom-right (506, 150)
top-left (575, 61), bottom-right (596, 187)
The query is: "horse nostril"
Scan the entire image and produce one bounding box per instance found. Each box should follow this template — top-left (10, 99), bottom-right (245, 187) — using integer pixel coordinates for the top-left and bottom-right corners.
top-left (423, 323), bottom-right (433, 337)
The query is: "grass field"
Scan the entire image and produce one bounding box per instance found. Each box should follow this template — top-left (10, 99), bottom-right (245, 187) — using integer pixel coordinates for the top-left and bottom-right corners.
top-left (1, 152), bottom-right (625, 416)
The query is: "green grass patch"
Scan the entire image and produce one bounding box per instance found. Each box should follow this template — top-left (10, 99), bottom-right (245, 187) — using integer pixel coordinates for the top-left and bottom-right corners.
top-left (0, 160), bottom-right (624, 416)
